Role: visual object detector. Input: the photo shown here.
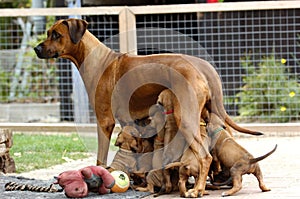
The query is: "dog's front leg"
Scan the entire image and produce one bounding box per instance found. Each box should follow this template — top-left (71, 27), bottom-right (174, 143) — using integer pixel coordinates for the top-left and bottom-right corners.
top-left (96, 119), bottom-right (115, 166)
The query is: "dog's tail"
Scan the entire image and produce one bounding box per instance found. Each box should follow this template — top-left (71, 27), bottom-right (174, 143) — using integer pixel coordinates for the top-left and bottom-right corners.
top-left (212, 177), bottom-right (232, 186)
top-left (225, 116), bottom-right (263, 136)
top-left (250, 144), bottom-right (277, 164)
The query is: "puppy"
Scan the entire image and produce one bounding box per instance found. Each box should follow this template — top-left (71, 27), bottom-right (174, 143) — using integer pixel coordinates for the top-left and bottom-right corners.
top-left (136, 104), bottom-right (177, 194)
top-left (157, 89), bottom-right (190, 194)
top-left (135, 134), bottom-right (154, 174)
top-left (207, 113), bottom-right (277, 196)
top-left (107, 126), bottom-right (139, 177)
top-left (138, 89), bottom-right (190, 195)
top-left (165, 117), bottom-right (210, 198)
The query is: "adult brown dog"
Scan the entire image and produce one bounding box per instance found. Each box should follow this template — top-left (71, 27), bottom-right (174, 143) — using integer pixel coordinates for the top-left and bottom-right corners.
top-left (207, 113), bottom-right (277, 196)
top-left (34, 18), bottom-right (262, 197)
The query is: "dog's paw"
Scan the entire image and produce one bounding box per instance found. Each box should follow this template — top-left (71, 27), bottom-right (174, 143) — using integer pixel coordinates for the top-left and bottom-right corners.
top-left (221, 191), bottom-right (230, 197)
top-left (184, 189), bottom-right (199, 198)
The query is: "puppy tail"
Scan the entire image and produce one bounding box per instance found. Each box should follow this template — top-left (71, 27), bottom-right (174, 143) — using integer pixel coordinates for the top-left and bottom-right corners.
top-left (225, 116), bottom-right (263, 136)
top-left (250, 144), bottom-right (277, 164)
top-left (212, 176), bottom-right (232, 186)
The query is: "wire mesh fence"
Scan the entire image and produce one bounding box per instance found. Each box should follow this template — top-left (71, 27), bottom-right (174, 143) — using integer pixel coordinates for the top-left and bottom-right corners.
top-left (0, 2), bottom-right (299, 123)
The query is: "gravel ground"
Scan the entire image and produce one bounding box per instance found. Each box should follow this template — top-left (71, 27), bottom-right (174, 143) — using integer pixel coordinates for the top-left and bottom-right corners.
top-left (1, 152), bottom-right (151, 199)
top-left (0, 175), bottom-right (151, 199)
top-left (1, 136), bottom-right (300, 198)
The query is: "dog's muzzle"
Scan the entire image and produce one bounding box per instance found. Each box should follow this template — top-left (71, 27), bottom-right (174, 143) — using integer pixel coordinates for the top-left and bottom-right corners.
top-left (34, 44), bottom-right (44, 58)
top-left (34, 43), bottom-right (59, 59)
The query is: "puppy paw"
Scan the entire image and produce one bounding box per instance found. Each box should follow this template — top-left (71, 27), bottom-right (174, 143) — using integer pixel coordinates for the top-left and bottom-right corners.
top-left (184, 189), bottom-right (199, 198)
top-left (260, 185), bottom-right (271, 192)
top-left (221, 191), bottom-right (230, 197)
top-left (262, 188), bottom-right (271, 192)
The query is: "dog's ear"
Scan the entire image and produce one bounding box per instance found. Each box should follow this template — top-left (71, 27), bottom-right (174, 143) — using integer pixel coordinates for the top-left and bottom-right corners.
top-left (62, 19), bottom-right (88, 44)
top-left (115, 134), bottom-right (123, 146)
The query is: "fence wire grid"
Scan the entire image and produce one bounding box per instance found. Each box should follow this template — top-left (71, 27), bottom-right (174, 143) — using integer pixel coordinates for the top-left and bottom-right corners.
top-left (0, 4), bottom-right (299, 123)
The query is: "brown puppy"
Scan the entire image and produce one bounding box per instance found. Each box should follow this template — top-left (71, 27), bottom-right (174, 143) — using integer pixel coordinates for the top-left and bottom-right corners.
top-left (165, 117), bottom-right (209, 198)
top-left (108, 126), bottom-right (139, 177)
top-left (137, 99), bottom-right (186, 194)
top-left (131, 134), bottom-right (154, 188)
top-left (35, 19), bottom-right (262, 197)
top-left (207, 113), bottom-right (277, 197)
top-left (135, 105), bottom-right (165, 193)
top-left (155, 89), bottom-right (188, 195)
top-left (135, 135), bottom-right (154, 175)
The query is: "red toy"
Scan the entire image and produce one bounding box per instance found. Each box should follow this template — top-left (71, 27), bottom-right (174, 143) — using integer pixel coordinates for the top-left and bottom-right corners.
top-left (54, 166), bottom-right (115, 198)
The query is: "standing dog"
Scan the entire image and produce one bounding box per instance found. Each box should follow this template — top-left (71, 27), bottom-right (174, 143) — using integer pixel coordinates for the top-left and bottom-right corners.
top-left (34, 18), bottom-right (262, 197)
top-left (207, 113), bottom-right (277, 196)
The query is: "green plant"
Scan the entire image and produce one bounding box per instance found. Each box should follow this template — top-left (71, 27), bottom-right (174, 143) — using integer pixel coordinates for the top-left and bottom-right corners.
top-left (236, 54), bottom-right (300, 122)
top-left (0, 16), bottom-right (59, 103)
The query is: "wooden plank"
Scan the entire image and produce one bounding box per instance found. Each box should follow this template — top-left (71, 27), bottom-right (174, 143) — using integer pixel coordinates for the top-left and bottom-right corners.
top-left (129, 1), bottom-right (300, 14)
top-left (0, 123), bottom-right (96, 133)
top-left (119, 7), bottom-right (137, 54)
top-left (0, 7), bottom-right (123, 17)
top-left (0, 122), bottom-right (298, 137)
top-left (0, 1), bottom-right (299, 17)
top-left (234, 123), bottom-right (300, 137)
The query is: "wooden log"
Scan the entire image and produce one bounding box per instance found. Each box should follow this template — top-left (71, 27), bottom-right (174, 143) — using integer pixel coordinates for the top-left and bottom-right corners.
top-left (0, 129), bottom-right (15, 173)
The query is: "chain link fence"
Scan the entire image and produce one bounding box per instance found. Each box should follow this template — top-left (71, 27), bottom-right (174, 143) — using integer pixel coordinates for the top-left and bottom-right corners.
top-left (0, 2), bottom-right (299, 123)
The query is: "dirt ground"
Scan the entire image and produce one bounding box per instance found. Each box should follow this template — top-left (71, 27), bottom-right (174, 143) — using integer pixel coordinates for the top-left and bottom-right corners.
top-left (1, 135), bottom-right (300, 198)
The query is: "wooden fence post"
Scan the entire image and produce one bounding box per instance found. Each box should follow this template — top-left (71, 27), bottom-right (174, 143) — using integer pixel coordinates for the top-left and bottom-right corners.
top-left (119, 7), bottom-right (137, 55)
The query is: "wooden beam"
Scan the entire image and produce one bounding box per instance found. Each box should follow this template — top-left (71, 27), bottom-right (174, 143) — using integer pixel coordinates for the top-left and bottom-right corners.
top-left (119, 7), bottom-right (137, 54)
top-left (0, 6), bottom-right (123, 17)
top-left (0, 123), bottom-right (96, 133)
top-left (0, 1), bottom-right (298, 17)
top-left (129, 1), bottom-right (300, 14)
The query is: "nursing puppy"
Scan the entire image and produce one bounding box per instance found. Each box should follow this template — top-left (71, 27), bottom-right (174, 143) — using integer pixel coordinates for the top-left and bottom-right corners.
top-left (165, 117), bottom-right (210, 198)
top-left (107, 126), bottom-right (139, 177)
top-left (136, 103), bottom-right (181, 194)
top-left (207, 113), bottom-right (277, 196)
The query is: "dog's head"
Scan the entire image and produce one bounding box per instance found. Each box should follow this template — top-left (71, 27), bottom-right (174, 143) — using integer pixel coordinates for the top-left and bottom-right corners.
top-left (148, 104), bottom-right (166, 131)
top-left (157, 89), bottom-right (176, 112)
top-left (34, 18), bottom-right (88, 59)
top-left (115, 126), bottom-right (139, 152)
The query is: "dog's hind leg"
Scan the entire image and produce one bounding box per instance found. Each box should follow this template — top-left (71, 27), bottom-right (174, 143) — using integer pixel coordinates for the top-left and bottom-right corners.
top-left (221, 167), bottom-right (243, 197)
top-left (253, 165), bottom-right (271, 192)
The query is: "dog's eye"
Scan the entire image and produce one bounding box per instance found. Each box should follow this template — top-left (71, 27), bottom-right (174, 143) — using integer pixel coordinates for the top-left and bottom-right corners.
top-left (51, 31), bottom-right (61, 40)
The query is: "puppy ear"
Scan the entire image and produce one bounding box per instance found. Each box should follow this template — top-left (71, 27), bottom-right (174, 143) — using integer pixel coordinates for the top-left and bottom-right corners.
top-left (63, 18), bottom-right (88, 44)
top-left (115, 136), bottom-right (122, 146)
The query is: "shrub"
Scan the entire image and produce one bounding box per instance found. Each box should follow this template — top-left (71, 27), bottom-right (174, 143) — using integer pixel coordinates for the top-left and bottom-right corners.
top-left (236, 54), bottom-right (300, 122)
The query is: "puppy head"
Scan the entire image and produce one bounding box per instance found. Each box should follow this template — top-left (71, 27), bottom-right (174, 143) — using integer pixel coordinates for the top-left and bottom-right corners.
top-left (157, 89), bottom-right (176, 111)
top-left (115, 126), bottom-right (139, 152)
top-left (148, 104), bottom-right (166, 131)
